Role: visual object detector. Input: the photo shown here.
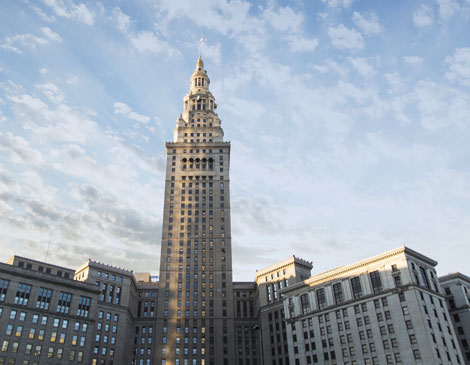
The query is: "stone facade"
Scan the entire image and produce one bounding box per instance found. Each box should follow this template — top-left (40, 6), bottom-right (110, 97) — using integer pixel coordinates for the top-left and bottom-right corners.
top-left (0, 257), bottom-right (98, 364)
top-left (155, 55), bottom-right (235, 365)
top-left (255, 257), bottom-right (313, 365)
top-left (439, 272), bottom-right (470, 364)
top-left (281, 247), bottom-right (464, 365)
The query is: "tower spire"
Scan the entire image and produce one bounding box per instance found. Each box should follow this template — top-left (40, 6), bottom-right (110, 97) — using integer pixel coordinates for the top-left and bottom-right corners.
top-left (173, 54), bottom-right (223, 143)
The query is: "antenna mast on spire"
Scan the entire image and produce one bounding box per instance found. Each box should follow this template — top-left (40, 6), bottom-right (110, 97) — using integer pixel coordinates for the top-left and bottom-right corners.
top-left (199, 36), bottom-right (206, 57)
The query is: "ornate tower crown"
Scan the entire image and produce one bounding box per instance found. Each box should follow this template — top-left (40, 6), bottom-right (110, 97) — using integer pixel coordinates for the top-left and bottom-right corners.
top-left (174, 56), bottom-right (223, 143)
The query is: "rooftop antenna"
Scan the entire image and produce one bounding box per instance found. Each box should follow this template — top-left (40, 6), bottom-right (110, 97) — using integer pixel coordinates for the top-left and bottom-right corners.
top-left (45, 229), bottom-right (53, 262)
top-left (199, 36), bottom-right (206, 57)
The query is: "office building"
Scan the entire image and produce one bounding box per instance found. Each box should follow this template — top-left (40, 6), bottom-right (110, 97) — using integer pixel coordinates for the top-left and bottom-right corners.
top-left (439, 273), bottom-right (470, 364)
top-left (155, 55), bottom-right (234, 365)
top-left (281, 246), bottom-right (464, 365)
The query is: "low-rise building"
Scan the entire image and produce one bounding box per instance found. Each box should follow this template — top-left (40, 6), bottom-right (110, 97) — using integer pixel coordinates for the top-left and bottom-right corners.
top-left (281, 246), bottom-right (464, 365)
top-left (0, 256), bottom-right (99, 365)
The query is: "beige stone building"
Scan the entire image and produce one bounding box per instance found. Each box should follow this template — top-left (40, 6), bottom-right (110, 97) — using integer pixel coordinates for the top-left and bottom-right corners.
top-left (281, 247), bottom-right (464, 365)
top-left (255, 257), bottom-right (313, 365)
top-left (155, 56), bottom-right (235, 365)
top-left (439, 272), bottom-right (470, 364)
top-left (0, 256), bottom-right (98, 364)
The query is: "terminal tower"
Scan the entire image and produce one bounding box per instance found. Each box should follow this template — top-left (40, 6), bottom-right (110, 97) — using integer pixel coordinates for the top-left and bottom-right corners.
top-left (155, 56), bottom-right (235, 365)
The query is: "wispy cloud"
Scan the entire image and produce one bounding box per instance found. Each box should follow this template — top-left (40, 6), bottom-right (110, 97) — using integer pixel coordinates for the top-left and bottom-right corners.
top-left (413, 4), bottom-right (434, 27)
top-left (445, 48), bottom-right (470, 86)
top-left (328, 24), bottom-right (364, 51)
top-left (352, 11), bottom-right (384, 35)
top-left (114, 102), bottom-right (150, 124)
top-left (42, 0), bottom-right (96, 25)
top-left (1, 27), bottom-right (61, 53)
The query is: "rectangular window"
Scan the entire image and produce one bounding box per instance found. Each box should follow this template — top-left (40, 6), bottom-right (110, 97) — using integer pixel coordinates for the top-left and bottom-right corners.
top-left (57, 292), bottom-right (72, 313)
top-left (14, 283), bottom-right (32, 306)
top-left (36, 287), bottom-right (53, 310)
top-left (316, 288), bottom-right (327, 310)
top-left (300, 294), bottom-right (310, 314)
top-left (350, 277), bottom-right (363, 299)
top-left (369, 271), bottom-right (383, 294)
top-left (77, 296), bottom-right (91, 318)
top-left (0, 279), bottom-right (9, 302)
top-left (419, 267), bottom-right (430, 289)
top-left (333, 283), bottom-right (344, 304)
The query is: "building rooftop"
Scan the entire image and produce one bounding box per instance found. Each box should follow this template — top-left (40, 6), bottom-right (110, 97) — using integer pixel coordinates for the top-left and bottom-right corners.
top-left (255, 255), bottom-right (312, 278)
top-left (439, 272), bottom-right (470, 284)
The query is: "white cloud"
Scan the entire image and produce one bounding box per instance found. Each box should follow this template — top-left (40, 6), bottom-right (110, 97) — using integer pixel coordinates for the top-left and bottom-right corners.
top-left (31, 5), bottom-right (56, 22)
top-left (1, 27), bottom-right (61, 54)
top-left (0, 132), bottom-right (44, 165)
top-left (403, 56), bottom-right (424, 65)
top-left (42, 0), bottom-right (96, 25)
top-left (262, 6), bottom-right (318, 53)
top-left (328, 24), bottom-right (364, 51)
top-left (384, 72), bottom-right (404, 94)
top-left (201, 42), bottom-right (222, 65)
top-left (413, 4), bottom-right (434, 27)
top-left (154, 1), bottom-right (267, 54)
top-left (109, 7), bottom-right (180, 58)
top-left (321, 0), bottom-right (354, 8)
top-left (114, 102), bottom-right (150, 124)
top-left (36, 83), bottom-right (64, 104)
top-left (284, 35), bottom-right (319, 53)
top-left (7, 94), bottom-right (49, 113)
top-left (347, 57), bottom-right (375, 78)
top-left (41, 27), bottom-right (62, 42)
top-left (413, 81), bottom-right (470, 130)
top-left (437, 0), bottom-right (460, 21)
top-left (129, 31), bottom-right (180, 58)
top-left (352, 11), bottom-right (384, 35)
top-left (111, 6), bottom-right (132, 33)
top-left (263, 6), bottom-right (303, 33)
top-left (445, 48), bottom-right (470, 86)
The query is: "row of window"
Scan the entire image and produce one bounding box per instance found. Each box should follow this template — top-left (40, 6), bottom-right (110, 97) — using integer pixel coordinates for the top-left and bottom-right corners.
top-left (1, 308), bottom-right (89, 331)
top-left (0, 342), bottom-right (85, 362)
top-left (170, 148), bottom-right (225, 155)
top-left (293, 271), bottom-right (385, 316)
top-left (0, 279), bottom-right (91, 318)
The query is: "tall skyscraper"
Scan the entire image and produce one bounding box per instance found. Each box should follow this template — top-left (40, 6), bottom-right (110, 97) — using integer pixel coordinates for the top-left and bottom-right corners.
top-left (155, 56), bottom-right (235, 365)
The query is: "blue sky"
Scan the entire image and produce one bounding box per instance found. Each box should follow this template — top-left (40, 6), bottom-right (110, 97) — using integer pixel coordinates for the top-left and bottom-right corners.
top-left (0, 0), bottom-right (469, 280)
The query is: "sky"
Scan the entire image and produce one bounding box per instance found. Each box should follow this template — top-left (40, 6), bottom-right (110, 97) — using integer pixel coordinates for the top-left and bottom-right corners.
top-left (0, 0), bottom-right (469, 281)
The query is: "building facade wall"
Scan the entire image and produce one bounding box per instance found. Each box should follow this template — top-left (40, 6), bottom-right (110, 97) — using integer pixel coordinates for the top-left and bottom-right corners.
top-left (440, 273), bottom-right (470, 364)
top-left (282, 247), bottom-right (464, 365)
top-left (233, 282), bottom-right (258, 365)
top-left (0, 258), bottom-right (98, 365)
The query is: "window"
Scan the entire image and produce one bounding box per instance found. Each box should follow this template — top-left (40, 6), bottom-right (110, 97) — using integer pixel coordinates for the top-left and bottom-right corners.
top-left (14, 283), bottom-right (32, 306)
top-left (77, 296), bottom-right (91, 318)
top-left (350, 277), bottom-right (363, 299)
top-left (57, 292), bottom-right (72, 313)
top-left (369, 271), bottom-right (383, 294)
top-left (36, 287), bottom-right (52, 310)
top-left (300, 294), bottom-right (310, 314)
top-left (0, 279), bottom-right (9, 302)
top-left (333, 283), bottom-right (344, 304)
top-left (316, 288), bottom-right (327, 310)
top-left (419, 267), bottom-right (430, 289)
